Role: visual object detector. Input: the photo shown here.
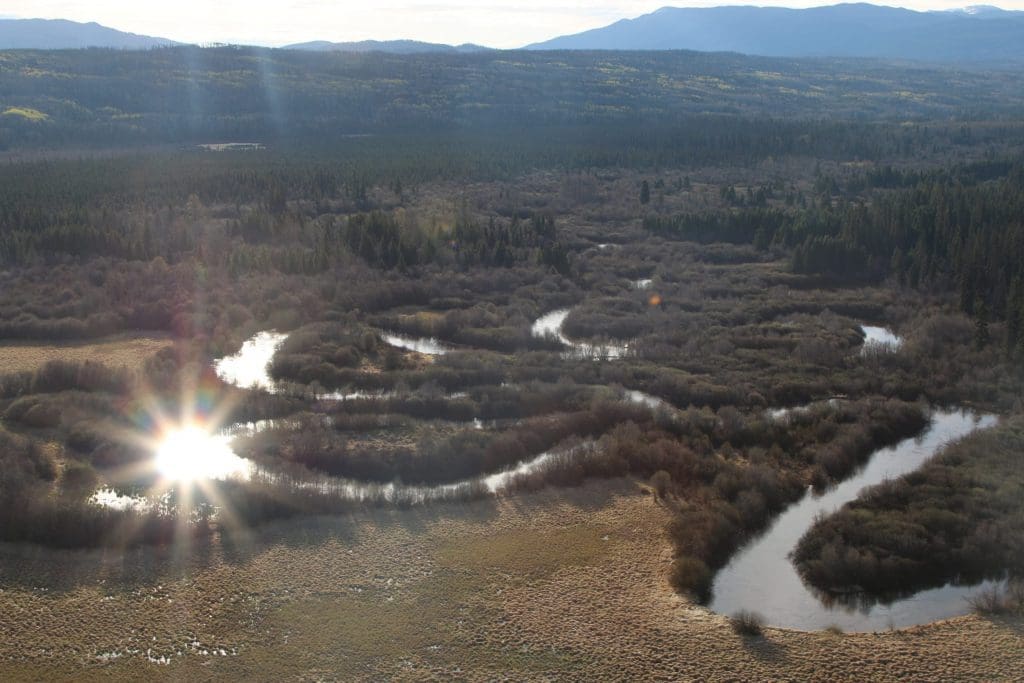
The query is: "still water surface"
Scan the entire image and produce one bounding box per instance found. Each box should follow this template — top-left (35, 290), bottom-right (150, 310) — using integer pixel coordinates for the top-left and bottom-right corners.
top-left (531, 309), bottom-right (630, 359)
top-left (710, 409), bottom-right (1001, 631)
top-left (861, 325), bottom-right (903, 355)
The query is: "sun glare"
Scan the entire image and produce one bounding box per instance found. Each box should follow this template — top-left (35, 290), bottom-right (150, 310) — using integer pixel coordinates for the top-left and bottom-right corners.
top-left (154, 424), bottom-right (251, 484)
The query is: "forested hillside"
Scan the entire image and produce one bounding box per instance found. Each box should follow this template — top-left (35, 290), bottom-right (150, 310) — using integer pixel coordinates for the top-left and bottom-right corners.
top-left (644, 160), bottom-right (1024, 353)
top-left (3, 47), bottom-right (1024, 148)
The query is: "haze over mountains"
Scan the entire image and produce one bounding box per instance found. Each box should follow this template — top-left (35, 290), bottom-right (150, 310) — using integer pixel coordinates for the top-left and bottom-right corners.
top-left (284, 40), bottom-right (489, 54)
top-left (528, 3), bottom-right (1024, 62)
top-left (0, 18), bottom-right (178, 49)
top-left (3, 4), bottom-right (1024, 63)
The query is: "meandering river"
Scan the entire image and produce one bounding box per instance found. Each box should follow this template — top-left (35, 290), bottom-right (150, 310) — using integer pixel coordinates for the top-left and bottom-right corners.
top-left (95, 319), bottom-right (1003, 631)
top-left (709, 409), bottom-right (1001, 631)
top-left (179, 328), bottom-right (602, 500)
top-left (530, 308), bottom-right (631, 359)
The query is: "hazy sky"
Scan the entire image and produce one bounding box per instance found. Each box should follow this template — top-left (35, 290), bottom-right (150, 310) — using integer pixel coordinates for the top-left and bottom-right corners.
top-left (3, 1), bottom-right (1023, 48)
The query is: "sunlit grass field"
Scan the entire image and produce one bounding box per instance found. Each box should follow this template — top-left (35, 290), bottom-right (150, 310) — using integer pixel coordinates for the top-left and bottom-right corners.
top-left (1, 479), bottom-right (1021, 681)
top-left (0, 335), bottom-right (171, 374)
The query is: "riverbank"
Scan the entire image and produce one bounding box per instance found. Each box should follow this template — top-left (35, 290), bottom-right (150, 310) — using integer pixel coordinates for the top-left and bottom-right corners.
top-left (795, 415), bottom-right (1024, 601)
top-left (1, 478), bottom-right (1021, 681)
top-left (710, 409), bottom-right (999, 631)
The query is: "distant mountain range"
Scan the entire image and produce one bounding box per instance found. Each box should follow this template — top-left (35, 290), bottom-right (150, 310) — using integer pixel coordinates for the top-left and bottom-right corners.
top-left (284, 39), bottom-right (489, 54)
top-left (0, 18), bottom-right (179, 49)
top-left (4, 5), bottom-right (1024, 63)
top-left (526, 3), bottom-right (1024, 62)
top-left (0, 18), bottom-right (489, 53)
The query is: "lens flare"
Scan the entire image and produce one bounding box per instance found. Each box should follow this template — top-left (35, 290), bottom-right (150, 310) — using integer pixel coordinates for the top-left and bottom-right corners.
top-left (86, 361), bottom-right (261, 548)
top-left (153, 423), bottom-right (250, 484)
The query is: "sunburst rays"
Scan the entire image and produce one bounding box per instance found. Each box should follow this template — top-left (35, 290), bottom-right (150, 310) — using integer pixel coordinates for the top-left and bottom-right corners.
top-left (98, 365), bottom-right (253, 546)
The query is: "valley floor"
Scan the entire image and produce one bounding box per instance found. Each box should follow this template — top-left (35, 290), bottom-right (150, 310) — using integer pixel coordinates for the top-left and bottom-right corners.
top-left (1, 479), bottom-right (1021, 681)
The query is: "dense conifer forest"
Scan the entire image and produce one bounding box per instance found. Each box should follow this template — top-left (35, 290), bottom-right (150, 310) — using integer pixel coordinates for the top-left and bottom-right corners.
top-left (3, 47), bottom-right (1024, 147)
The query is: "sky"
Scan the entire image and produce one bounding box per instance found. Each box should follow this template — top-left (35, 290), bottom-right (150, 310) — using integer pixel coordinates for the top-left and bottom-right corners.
top-left (1, 1), bottom-right (1022, 48)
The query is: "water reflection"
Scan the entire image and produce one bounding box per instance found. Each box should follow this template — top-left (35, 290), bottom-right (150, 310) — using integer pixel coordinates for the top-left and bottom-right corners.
top-left (861, 325), bottom-right (903, 355)
top-left (218, 418), bottom-right (296, 438)
top-left (622, 389), bottom-right (670, 411)
top-left (91, 433), bottom-right (563, 510)
top-left (381, 333), bottom-right (453, 355)
top-left (153, 425), bottom-right (252, 484)
top-left (214, 329), bottom-right (455, 400)
top-left (319, 389), bottom-right (396, 401)
top-left (214, 331), bottom-right (287, 390)
top-left (241, 441), bottom-right (585, 505)
top-left (93, 328), bottom-right (596, 509)
top-left (710, 409), bottom-right (1000, 631)
top-left (531, 308), bottom-right (631, 359)
top-left (95, 326), bottom-right (1010, 631)
top-left (89, 488), bottom-right (155, 511)
top-left (765, 398), bottom-right (842, 423)
top-left (810, 575), bottom-right (1007, 615)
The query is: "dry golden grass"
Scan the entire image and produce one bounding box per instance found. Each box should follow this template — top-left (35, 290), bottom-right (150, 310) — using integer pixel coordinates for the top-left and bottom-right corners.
top-left (0, 335), bottom-right (171, 374)
top-left (0, 480), bottom-right (1021, 681)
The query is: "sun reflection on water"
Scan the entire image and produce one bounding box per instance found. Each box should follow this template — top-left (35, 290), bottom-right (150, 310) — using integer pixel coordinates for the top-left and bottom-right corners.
top-left (153, 423), bottom-right (251, 484)
top-left (90, 363), bottom-right (257, 521)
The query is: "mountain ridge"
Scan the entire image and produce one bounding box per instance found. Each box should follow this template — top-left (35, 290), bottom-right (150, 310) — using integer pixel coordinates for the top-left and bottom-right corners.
top-left (525, 3), bottom-right (1024, 62)
top-left (6, 5), bottom-right (1024, 62)
top-left (0, 18), bottom-right (179, 49)
top-left (0, 18), bottom-right (490, 53)
top-left (284, 39), bottom-right (490, 54)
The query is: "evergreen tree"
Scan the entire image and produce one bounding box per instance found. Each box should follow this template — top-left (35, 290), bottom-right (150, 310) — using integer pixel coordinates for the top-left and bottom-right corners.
top-left (975, 300), bottom-right (991, 350)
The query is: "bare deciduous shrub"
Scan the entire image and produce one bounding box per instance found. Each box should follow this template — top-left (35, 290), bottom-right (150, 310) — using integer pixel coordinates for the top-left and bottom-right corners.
top-left (730, 609), bottom-right (766, 637)
top-left (968, 580), bottom-right (1024, 616)
top-left (650, 470), bottom-right (672, 498)
top-left (669, 557), bottom-right (713, 603)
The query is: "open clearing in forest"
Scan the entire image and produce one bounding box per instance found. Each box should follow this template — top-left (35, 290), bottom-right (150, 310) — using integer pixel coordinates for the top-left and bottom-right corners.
top-left (0, 335), bottom-right (171, 374)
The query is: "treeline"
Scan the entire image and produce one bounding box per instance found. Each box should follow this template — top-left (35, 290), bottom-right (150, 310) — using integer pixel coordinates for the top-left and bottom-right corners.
top-left (645, 160), bottom-right (1024, 348)
top-left (801, 164), bottom-right (1024, 340)
top-left (793, 416), bottom-right (1024, 600)
top-left (307, 211), bottom-right (569, 272)
top-left (643, 210), bottom-right (788, 249)
top-left (0, 156), bottom-right (574, 277)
